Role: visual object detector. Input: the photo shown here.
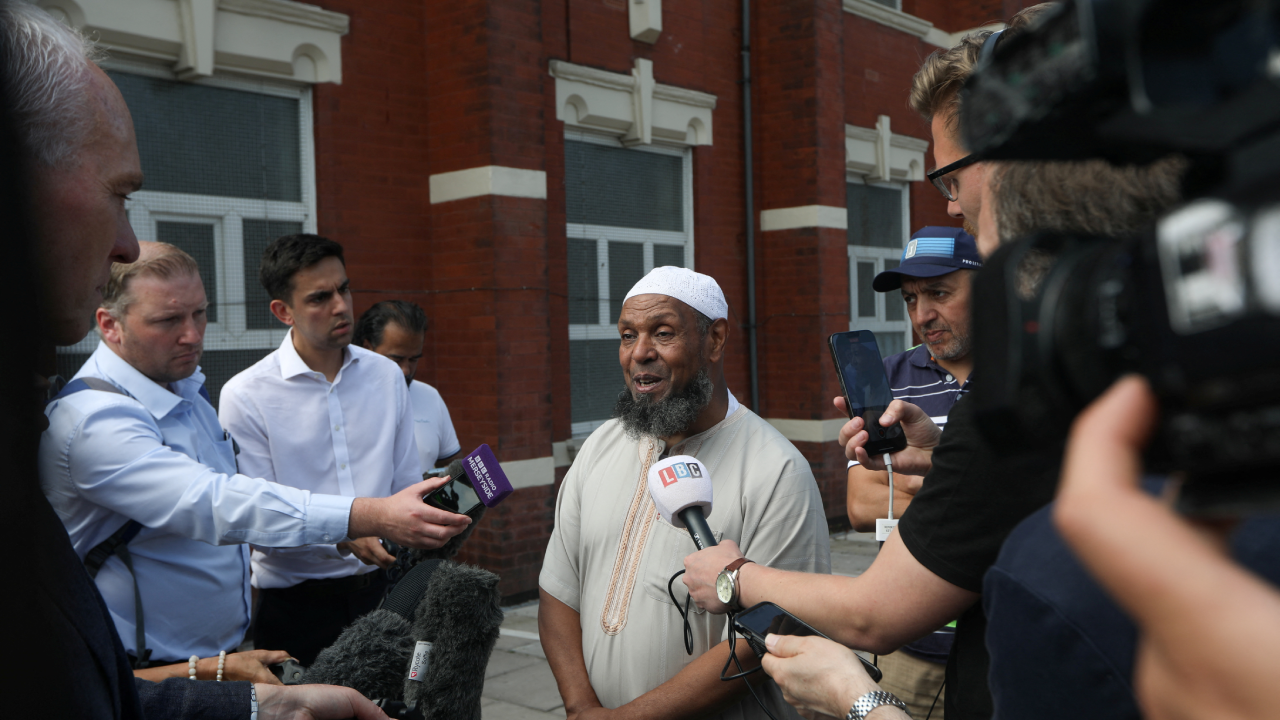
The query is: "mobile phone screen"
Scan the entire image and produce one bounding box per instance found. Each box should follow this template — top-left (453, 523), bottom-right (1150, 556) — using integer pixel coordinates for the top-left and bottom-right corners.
top-left (830, 330), bottom-right (906, 455)
top-left (734, 603), bottom-right (822, 640)
top-left (425, 477), bottom-right (483, 516)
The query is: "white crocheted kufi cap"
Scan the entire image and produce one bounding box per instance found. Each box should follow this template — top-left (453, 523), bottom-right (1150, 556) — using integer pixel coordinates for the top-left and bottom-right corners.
top-left (623, 266), bottom-right (728, 321)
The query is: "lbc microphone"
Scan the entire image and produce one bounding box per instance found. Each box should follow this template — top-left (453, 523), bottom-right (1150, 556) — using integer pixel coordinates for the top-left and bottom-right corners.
top-left (648, 455), bottom-right (717, 550)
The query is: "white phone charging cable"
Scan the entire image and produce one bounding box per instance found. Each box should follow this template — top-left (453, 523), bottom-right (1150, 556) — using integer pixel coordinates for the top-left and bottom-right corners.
top-left (885, 453), bottom-right (894, 520)
top-left (876, 453), bottom-right (898, 543)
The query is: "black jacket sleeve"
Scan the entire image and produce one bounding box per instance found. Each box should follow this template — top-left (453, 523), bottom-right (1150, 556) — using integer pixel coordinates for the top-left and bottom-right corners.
top-left (135, 678), bottom-right (252, 720)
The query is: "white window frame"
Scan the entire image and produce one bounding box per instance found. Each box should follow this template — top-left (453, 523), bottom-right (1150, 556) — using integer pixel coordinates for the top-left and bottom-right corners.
top-left (60, 57), bottom-right (317, 355)
top-left (846, 174), bottom-right (912, 353)
top-left (566, 129), bottom-right (694, 437)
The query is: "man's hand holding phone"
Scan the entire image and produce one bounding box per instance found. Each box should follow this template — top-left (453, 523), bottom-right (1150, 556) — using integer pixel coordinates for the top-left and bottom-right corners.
top-left (762, 634), bottom-right (902, 720)
top-left (348, 476), bottom-right (472, 551)
top-left (836, 396), bottom-right (942, 475)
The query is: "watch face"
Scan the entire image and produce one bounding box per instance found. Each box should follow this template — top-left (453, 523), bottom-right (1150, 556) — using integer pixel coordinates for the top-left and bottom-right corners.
top-left (716, 571), bottom-right (733, 604)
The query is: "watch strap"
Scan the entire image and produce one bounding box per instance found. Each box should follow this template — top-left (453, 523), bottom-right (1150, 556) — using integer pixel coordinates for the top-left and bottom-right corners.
top-left (724, 558), bottom-right (754, 610)
top-left (846, 690), bottom-right (907, 720)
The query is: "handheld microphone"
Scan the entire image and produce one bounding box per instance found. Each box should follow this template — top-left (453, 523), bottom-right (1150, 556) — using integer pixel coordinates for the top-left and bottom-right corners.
top-left (648, 455), bottom-right (717, 550)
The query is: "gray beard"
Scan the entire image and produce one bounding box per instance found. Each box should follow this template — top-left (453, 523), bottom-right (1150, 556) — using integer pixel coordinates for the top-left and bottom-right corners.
top-left (614, 368), bottom-right (714, 440)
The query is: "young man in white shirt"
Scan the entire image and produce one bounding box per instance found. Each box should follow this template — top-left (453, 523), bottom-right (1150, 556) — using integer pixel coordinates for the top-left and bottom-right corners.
top-left (220, 234), bottom-right (472, 665)
top-left (353, 300), bottom-right (462, 473)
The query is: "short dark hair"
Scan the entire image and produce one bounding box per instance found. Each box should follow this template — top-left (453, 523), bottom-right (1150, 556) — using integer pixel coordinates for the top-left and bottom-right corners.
top-left (259, 234), bottom-right (345, 304)
top-left (353, 300), bottom-right (427, 348)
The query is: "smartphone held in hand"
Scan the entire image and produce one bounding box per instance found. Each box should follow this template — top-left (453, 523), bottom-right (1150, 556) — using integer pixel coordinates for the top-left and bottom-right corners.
top-left (829, 330), bottom-right (907, 456)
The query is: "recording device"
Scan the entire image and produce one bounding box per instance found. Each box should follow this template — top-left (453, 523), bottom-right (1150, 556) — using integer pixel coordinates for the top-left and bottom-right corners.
top-left (732, 602), bottom-right (882, 683)
top-left (423, 444), bottom-right (513, 517)
top-left (960, 0), bottom-right (1280, 512)
top-left (269, 658), bottom-right (305, 685)
top-left (648, 455), bottom-right (717, 549)
top-left (829, 331), bottom-right (907, 456)
top-left (424, 472), bottom-right (484, 518)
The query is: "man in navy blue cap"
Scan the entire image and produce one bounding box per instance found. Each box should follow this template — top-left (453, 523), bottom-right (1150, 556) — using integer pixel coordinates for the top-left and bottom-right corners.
top-left (845, 225), bottom-right (979, 717)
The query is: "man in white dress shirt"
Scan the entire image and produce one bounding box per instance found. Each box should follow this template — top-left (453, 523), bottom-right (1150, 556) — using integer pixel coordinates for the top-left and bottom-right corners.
top-left (220, 233), bottom-right (469, 665)
top-left (41, 242), bottom-right (467, 671)
top-left (353, 300), bottom-right (462, 473)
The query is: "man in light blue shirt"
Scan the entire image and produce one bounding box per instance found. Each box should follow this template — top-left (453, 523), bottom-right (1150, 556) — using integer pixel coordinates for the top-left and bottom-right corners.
top-left (41, 242), bottom-right (467, 669)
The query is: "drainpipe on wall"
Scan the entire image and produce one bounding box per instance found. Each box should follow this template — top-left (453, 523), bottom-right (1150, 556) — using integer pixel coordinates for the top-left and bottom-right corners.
top-left (742, 0), bottom-right (759, 412)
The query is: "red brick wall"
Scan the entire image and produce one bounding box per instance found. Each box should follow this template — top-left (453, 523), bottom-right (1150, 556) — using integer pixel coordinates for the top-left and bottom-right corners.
top-left (310, 0), bottom-right (433, 343)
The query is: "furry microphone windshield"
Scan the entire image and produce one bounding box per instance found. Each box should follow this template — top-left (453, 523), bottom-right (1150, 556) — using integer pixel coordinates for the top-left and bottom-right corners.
top-left (403, 561), bottom-right (504, 718)
top-left (300, 609), bottom-right (414, 699)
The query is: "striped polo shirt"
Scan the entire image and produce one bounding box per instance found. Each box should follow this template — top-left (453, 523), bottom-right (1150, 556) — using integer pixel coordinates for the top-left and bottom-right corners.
top-left (884, 343), bottom-right (970, 428)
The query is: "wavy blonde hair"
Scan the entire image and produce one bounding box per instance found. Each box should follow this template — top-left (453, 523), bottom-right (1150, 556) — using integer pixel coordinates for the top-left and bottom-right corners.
top-left (909, 4), bottom-right (1058, 135)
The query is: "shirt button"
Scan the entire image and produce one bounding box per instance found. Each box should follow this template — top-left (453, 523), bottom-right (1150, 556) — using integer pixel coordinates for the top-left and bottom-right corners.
top-left (946, 374), bottom-right (954, 382)
top-left (341, 463), bottom-right (347, 470)
top-left (334, 425), bottom-right (341, 431)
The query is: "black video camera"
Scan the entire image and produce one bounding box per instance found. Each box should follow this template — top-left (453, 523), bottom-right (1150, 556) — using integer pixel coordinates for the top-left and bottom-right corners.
top-left (960, 0), bottom-right (1280, 513)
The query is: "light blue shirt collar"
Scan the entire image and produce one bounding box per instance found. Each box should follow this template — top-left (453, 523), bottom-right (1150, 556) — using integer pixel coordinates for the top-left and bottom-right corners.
top-left (85, 342), bottom-right (205, 420)
top-left (276, 328), bottom-right (357, 381)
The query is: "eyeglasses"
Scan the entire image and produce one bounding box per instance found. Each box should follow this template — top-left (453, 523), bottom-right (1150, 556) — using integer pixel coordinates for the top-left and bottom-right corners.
top-left (927, 154), bottom-right (980, 202)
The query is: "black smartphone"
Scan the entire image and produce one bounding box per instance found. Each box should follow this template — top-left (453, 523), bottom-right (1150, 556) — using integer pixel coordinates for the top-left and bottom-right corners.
top-left (732, 601), bottom-right (882, 683)
top-left (829, 330), bottom-right (907, 456)
top-left (424, 474), bottom-right (484, 518)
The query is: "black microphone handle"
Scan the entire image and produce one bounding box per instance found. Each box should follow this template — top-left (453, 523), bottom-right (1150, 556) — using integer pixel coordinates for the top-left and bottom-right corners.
top-left (677, 507), bottom-right (718, 550)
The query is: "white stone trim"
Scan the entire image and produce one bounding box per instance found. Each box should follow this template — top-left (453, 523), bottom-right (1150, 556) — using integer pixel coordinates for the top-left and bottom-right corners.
top-left (630, 0), bottom-right (662, 43)
top-left (760, 205), bottom-right (848, 232)
top-left (40, 0), bottom-right (348, 83)
top-left (220, 0), bottom-right (349, 34)
top-left (504, 456), bottom-right (556, 489)
top-left (842, 0), bottom-right (931, 39)
top-left (766, 418), bottom-right (848, 443)
top-left (846, 116), bottom-right (927, 182)
top-left (429, 166), bottom-right (548, 204)
top-left (842, 0), bottom-right (1004, 49)
top-left (551, 59), bottom-right (716, 147)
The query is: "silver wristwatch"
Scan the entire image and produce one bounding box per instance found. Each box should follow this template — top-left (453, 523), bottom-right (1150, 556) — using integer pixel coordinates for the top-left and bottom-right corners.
top-left (847, 690), bottom-right (908, 720)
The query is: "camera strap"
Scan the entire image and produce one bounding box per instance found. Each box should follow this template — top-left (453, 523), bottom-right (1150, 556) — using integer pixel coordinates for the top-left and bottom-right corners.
top-left (55, 377), bottom-right (155, 668)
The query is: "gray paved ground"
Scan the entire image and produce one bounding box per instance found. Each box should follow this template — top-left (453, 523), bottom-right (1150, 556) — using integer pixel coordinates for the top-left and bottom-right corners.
top-left (481, 530), bottom-right (880, 719)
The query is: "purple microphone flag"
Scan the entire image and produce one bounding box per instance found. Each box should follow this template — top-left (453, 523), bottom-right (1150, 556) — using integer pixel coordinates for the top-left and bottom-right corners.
top-left (461, 444), bottom-right (513, 507)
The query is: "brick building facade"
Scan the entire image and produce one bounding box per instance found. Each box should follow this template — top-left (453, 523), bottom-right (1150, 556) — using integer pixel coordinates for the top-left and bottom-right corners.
top-left (48, 0), bottom-right (1034, 602)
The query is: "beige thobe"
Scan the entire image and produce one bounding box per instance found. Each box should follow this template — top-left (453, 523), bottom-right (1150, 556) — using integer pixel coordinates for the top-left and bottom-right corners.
top-left (540, 406), bottom-right (832, 719)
